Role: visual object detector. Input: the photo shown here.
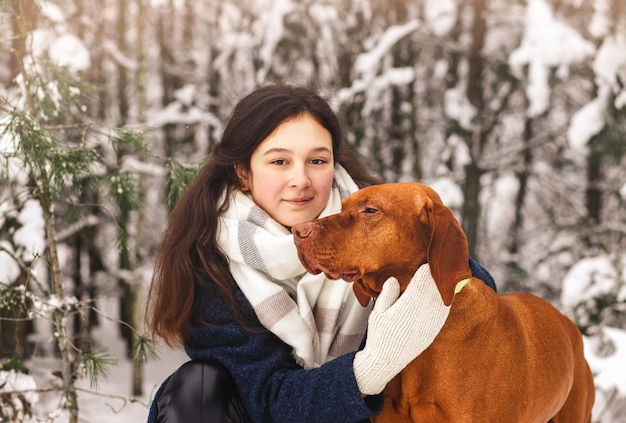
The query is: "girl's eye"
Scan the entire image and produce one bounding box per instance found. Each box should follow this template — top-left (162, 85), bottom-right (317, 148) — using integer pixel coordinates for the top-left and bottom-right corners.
top-left (311, 158), bottom-right (327, 165)
top-left (271, 159), bottom-right (287, 165)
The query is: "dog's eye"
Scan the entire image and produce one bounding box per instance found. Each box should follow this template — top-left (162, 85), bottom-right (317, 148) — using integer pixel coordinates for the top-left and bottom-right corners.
top-left (362, 207), bottom-right (379, 214)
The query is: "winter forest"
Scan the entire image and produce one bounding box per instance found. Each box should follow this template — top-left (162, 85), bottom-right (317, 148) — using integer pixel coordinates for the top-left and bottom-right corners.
top-left (1, 0), bottom-right (625, 421)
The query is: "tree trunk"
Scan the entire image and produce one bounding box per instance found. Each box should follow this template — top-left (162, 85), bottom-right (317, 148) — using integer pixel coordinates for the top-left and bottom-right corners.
top-left (9, 0), bottom-right (36, 84)
top-left (504, 116), bottom-right (533, 290)
top-left (586, 152), bottom-right (602, 224)
top-left (462, 0), bottom-right (487, 259)
top-left (41, 173), bottom-right (79, 423)
top-left (10, 3), bottom-right (79, 421)
top-left (117, 0), bottom-right (129, 125)
top-left (130, 0), bottom-right (148, 397)
top-left (390, 0), bottom-right (420, 181)
top-left (467, 0), bottom-right (486, 111)
top-left (462, 163), bottom-right (483, 258)
top-left (157, 1), bottom-right (184, 157)
top-left (0, 268), bottom-right (33, 359)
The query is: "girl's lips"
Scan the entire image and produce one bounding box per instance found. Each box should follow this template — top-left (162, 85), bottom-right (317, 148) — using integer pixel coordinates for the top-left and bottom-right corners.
top-left (286, 197), bottom-right (312, 206)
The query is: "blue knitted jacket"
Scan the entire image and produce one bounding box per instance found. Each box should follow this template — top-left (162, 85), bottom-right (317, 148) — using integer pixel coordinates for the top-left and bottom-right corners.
top-left (147, 258), bottom-right (495, 423)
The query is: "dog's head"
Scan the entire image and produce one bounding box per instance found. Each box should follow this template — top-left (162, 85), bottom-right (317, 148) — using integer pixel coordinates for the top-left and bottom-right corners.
top-left (292, 182), bottom-right (471, 306)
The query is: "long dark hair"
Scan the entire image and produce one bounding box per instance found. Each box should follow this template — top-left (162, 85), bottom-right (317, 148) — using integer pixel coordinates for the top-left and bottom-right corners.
top-left (146, 85), bottom-right (380, 347)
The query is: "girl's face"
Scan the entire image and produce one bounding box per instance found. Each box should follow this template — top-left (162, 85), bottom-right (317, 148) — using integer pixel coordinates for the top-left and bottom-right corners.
top-left (238, 113), bottom-right (335, 228)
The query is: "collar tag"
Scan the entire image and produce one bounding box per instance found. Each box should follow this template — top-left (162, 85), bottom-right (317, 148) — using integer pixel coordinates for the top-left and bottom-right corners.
top-left (455, 278), bottom-right (470, 294)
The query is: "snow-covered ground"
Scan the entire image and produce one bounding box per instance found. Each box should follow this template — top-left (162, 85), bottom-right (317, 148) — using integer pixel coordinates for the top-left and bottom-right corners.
top-left (27, 346), bottom-right (187, 423)
top-left (75, 347), bottom-right (187, 423)
top-left (1, 295), bottom-right (188, 423)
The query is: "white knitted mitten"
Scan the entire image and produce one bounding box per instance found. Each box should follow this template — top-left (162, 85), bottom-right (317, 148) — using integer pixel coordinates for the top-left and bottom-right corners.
top-left (353, 263), bottom-right (451, 395)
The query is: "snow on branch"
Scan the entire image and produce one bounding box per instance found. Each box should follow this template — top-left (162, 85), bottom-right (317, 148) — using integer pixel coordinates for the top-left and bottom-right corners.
top-left (354, 19), bottom-right (420, 79)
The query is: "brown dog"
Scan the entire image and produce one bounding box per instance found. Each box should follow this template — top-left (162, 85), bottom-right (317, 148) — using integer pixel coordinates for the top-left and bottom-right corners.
top-left (292, 182), bottom-right (595, 422)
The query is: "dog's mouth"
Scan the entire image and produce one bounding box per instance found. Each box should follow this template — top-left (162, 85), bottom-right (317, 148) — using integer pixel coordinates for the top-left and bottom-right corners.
top-left (298, 254), bottom-right (321, 276)
top-left (298, 254), bottom-right (360, 282)
top-left (321, 268), bottom-right (360, 282)
top-left (338, 271), bottom-right (359, 282)
top-left (320, 270), bottom-right (360, 283)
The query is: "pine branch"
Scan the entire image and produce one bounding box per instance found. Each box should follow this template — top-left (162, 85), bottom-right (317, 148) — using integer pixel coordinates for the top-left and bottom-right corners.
top-left (165, 159), bottom-right (201, 210)
top-left (131, 335), bottom-right (159, 364)
top-left (79, 349), bottom-right (117, 390)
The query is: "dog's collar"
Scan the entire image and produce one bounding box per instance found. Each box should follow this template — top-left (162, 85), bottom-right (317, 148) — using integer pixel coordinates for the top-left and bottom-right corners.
top-left (455, 278), bottom-right (470, 294)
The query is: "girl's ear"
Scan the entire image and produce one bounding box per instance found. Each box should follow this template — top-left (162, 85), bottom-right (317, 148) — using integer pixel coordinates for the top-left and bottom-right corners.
top-left (234, 165), bottom-right (251, 192)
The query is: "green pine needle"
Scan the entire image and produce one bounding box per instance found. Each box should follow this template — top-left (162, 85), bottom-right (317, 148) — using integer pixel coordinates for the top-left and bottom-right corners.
top-left (116, 129), bottom-right (150, 154)
top-left (107, 172), bottom-right (139, 213)
top-left (131, 336), bottom-right (159, 365)
top-left (80, 349), bottom-right (118, 390)
top-left (165, 161), bottom-right (200, 210)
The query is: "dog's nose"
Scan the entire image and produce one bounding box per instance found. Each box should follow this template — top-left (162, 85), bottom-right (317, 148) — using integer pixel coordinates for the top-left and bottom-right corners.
top-left (292, 222), bottom-right (312, 239)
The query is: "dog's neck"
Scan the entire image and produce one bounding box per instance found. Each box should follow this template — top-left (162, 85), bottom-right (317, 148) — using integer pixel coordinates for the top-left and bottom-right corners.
top-left (366, 271), bottom-right (470, 300)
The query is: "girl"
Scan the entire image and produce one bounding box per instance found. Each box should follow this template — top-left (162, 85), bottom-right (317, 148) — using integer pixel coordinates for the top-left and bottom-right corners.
top-left (146, 85), bottom-right (495, 422)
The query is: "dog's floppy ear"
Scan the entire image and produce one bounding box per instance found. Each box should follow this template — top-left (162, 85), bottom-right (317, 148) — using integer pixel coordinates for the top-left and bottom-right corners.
top-left (424, 200), bottom-right (472, 306)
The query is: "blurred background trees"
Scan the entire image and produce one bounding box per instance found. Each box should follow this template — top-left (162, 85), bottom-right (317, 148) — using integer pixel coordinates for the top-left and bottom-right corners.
top-left (1, 0), bottom-right (625, 421)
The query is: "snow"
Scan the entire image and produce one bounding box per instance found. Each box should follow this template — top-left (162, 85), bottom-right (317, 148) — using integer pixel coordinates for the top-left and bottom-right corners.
top-left (254, 0), bottom-right (294, 82)
top-left (511, 0), bottom-right (596, 68)
top-left (74, 297), bottom-right (188, 423)
top-left (13, 200), bottom-right (47, 261)
top-left (39, 1), bottom-right (66, 25)
top-left (24, 22), bottom-right (91, 74)
top-left (0, 246), bottom-right (21, 283)
top-left (48, 34), bottom-right (91, 73)
top-left (429, 175), bottom-right (464, 210)
top-left (2, 0), bottom-right (626, 420)
top-left (143, 82), bottom-right (222, 128)
top-left (444, 87), bottom-right (476, 131)
top-left (423, 0), bottom-right (456, 36)
top-left (0, 296), bottom-right (188, 423)
top-left (593, 34), bottom-right (626, 91)
top-left (567, 31), bottom-right (626, 152)
top-left (73, 344), bottom-right (187, 423)
top-left (27, 29), bottom-right (57, 61)
top-left (338, 20), bottom-right (420, 113)
top-left (146, 101), bottom-right (220, 128)
top-left (561, 256), bottom-right (626, 402)
top-left (354, 20), bottom-right (420, 79)
top-left (509, 0), bottom-right (596, 116)
top-left (0, 371), bottom-right (39, 421)
top-left (589, 0), bottom-right (612, 38)
top-left (567, 96), bottom-right (605, 152)
top-left (585, 327), bottom-right (626, 396)
top-left (483, 173), bottom-right (520, 249)
top-left (561, 255), bottom-right (617, 311)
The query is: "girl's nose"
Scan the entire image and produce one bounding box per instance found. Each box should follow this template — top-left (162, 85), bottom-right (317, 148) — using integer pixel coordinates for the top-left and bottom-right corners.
top-left (289, 164), bottom-right (311, 188)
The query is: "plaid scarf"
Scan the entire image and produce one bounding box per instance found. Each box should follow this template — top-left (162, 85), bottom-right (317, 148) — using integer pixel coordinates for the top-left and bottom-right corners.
top-left (217, 165), bottom-right (372, 369)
